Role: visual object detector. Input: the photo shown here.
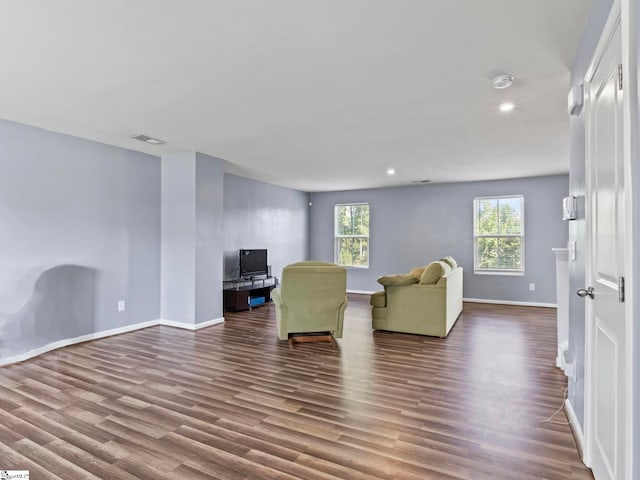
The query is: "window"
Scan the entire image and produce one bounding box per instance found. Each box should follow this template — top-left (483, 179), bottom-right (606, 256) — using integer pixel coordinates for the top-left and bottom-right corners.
top-left (473, 195), bottom-right (524, 274)
top-left (335, 203), bottom-right (369, 268)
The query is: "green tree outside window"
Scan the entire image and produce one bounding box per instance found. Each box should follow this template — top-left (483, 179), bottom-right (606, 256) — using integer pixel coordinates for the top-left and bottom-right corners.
top-left (474, 196), bottom-right (524, 272)
top-left (335, 204), bottom-right (369, 267)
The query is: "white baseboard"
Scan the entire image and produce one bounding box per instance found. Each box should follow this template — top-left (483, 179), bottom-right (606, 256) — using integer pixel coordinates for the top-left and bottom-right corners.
top-left (158, 317), bottom-right (225, 331)
top-left (347, 290), bottom-right (376, 295)
top-left (564, 398), bottom-right (585, 460)
top-left (194, 317), bottom-right (225, 330)
top-left (0, 319), bottom-right (159, 367)
top-left (0, 316), bottom-right (225, 367)
top-left (463, 297), bottom-right (557, 308)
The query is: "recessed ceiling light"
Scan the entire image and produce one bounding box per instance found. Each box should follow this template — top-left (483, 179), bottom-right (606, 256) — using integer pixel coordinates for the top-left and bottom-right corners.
top-left (493, 74), bottom-right (514, 89)
top-left (499, 102), bottom-right (516, 112)
top-left (130, 134), bottom-right (166, 145)
top-left (386, 168), bottom-right (396, 176)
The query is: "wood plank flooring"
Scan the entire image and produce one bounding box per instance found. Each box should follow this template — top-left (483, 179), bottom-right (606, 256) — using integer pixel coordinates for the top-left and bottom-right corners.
top-left (0, 296), bottom-right (593, 479)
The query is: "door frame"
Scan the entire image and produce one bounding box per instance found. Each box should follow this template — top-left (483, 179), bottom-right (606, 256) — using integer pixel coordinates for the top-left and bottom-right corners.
top-left (620, 0), bottom-right (639, 477)
top-left (582, 1), bottom-right (637, 478)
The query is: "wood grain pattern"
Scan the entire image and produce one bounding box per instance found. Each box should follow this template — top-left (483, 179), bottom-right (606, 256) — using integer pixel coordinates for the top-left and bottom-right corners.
top-left (0, 297), bottom-right (592, 479)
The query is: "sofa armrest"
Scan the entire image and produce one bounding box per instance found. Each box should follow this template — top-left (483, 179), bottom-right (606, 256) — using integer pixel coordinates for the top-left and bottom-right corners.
top-left (271, 288), bottom-right (289, 340)
top-left (271, 287), bottom-right (282, 306)
top-left (334, 295), bottom-right (348, 339)
top-left (370, 290), bottom-right (386, 307)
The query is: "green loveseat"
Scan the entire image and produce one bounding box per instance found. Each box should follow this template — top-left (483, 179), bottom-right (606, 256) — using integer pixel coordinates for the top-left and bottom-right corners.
top-left (371, 257), bottom-right (463, 337)
top-left (271, 261), bottom-right (348, 341)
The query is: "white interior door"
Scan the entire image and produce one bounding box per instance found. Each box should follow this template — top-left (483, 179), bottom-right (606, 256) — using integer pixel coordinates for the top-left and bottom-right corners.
top-left (584, 19), bottom-right (627, 480)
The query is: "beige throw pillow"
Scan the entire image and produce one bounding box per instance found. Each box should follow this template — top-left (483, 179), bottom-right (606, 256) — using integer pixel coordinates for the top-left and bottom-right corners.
top-left (419, 261), bottom-right (451, 284)
top-left (440, 256), bottom-right (458, 269)
top-left (409, 267), bottom-right (426, 280)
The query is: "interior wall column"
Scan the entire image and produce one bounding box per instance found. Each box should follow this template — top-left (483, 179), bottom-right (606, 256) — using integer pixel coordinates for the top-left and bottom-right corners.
top-left (160, 151), bottom-right (224, 327)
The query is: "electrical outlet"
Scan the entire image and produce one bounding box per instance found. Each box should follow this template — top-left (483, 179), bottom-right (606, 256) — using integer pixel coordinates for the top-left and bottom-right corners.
top-left (117, 300), bottom-right (126, 312)
top-left (529, 283), bottom-right (535, 291)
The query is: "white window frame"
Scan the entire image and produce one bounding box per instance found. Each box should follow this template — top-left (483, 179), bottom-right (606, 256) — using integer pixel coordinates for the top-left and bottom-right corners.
top-left (473, 195), bottom-right (525, 275)
top-left (334, 203), bottom-right (369, 269)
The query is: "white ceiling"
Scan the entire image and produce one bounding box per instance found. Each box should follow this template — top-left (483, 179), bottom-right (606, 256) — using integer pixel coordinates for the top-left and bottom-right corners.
top-left (0, 1), bottom-right (591, 192)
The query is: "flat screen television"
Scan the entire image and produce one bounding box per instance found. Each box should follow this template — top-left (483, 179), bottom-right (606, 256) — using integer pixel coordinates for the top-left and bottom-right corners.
top-left (239, 249), bottom-right (268, 278)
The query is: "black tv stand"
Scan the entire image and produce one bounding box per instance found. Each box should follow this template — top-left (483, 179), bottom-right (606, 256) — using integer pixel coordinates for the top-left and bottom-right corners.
top-left (223, 277), bottom-right (278, 312)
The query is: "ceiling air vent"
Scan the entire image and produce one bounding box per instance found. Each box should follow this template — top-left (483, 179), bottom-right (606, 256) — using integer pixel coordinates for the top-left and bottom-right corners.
top-left (130, 134), bottom-right (165, 145)
top-left (411, 179), bottom-right (431, 184)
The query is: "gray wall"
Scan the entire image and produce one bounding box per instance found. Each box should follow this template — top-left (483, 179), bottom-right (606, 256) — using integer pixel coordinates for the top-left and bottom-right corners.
top-left (309, 175), bottom-right (568, 303)
top-left (195, 153), bottom-right (224, 323)
top-left (570, 1), bottom-right (640, 470)
top-left (567, 0), bottom-right (613, 430)
top-left (161, 152), bottom-right (196, 323)
top-left (633, 2), bottom-right (640, 473)
top-left (161, 152), bottom-right (225, 325)
top-left (223, 173), bottom-right (309, 281)
top-left (0, 120), bottom-right (161, 360)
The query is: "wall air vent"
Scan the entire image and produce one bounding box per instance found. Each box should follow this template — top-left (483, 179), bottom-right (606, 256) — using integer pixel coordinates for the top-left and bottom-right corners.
top-left (130, 134), bottom-right (166, 145)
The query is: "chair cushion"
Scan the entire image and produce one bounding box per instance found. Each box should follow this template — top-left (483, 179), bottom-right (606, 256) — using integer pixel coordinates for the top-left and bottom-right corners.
top-left (370, 290), bottom-right (386, 307)
top-left (419, 261), bottom-right (451, 284)
top-left (409, 267), bottom-right (426, 280)
top-left (377, 274), bottom-right (418, 286)
top-left (440, 256), bottom-right (458, 269)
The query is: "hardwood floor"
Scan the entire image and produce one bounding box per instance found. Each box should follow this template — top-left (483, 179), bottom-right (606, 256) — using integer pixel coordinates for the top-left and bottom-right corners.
top-left (0, 296), bottom-right (592, 479)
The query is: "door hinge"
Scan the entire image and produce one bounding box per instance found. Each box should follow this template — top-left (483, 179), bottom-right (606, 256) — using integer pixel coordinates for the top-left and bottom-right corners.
top-left (618, 64), bottom-right (623, 90)
top-left (619, 276), bottom-right (625, 303)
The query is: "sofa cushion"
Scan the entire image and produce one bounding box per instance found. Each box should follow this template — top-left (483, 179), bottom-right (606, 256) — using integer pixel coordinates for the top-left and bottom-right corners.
top-left (377, 274), bottom-right (418, 286)
top-left (419, 261), bottom-right (451, 285)
top-left (370, 290), bottom-right (387, 307)
top-left (440, 256), bottom-right (458, 269)
top-left (409, 266), bottom-right (426, 280)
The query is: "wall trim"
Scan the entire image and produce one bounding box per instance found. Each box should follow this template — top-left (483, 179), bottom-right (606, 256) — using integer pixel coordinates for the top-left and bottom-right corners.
top-left (0, 319), bottom-right (159, 367)
top-left (158, 317), bottom-right (225, 331)
top-left (463, 297), bottom-right (557, 308)
top-left (565, 398), bottom-right (586, 462)
top-left (194, 317), bottom-right (225, 330)
top-left (0, 316), bottom-right (225, 367)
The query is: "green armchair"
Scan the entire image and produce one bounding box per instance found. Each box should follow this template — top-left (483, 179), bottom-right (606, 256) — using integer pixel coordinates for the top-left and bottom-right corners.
top-left (271, 261), bottom-right (348, 342)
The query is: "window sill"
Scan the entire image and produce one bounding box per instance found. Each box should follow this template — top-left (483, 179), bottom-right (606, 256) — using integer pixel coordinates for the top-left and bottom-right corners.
top-left (340, 265), bottom-right (369, 270)
top-left (474, 270), bottom-right (525, 276)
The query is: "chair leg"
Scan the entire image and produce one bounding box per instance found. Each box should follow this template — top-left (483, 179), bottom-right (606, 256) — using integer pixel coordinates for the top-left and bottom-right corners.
top-left (288, 333), bottom-right (336, 348)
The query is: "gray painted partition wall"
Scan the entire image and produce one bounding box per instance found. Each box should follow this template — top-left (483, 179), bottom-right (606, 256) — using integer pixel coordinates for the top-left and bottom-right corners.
top-left (161, 152), bottom-right (225, 325)
top-left (161, 153), bottom-right (197, 323)
top-left (0, 121), bottom-right (309, 362)
top-left (0, 120), bottom-right (161, 360)
top-left (569, 3), bottom-right (640, 468)
top-left (568, 0), bottom-right (613, 431)
top-left (195, 154), bottom-right (224, 324)
top-left (309, 175), bottom-right (568, 303)
top-left (223, 173), bottom-right (309, 281)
